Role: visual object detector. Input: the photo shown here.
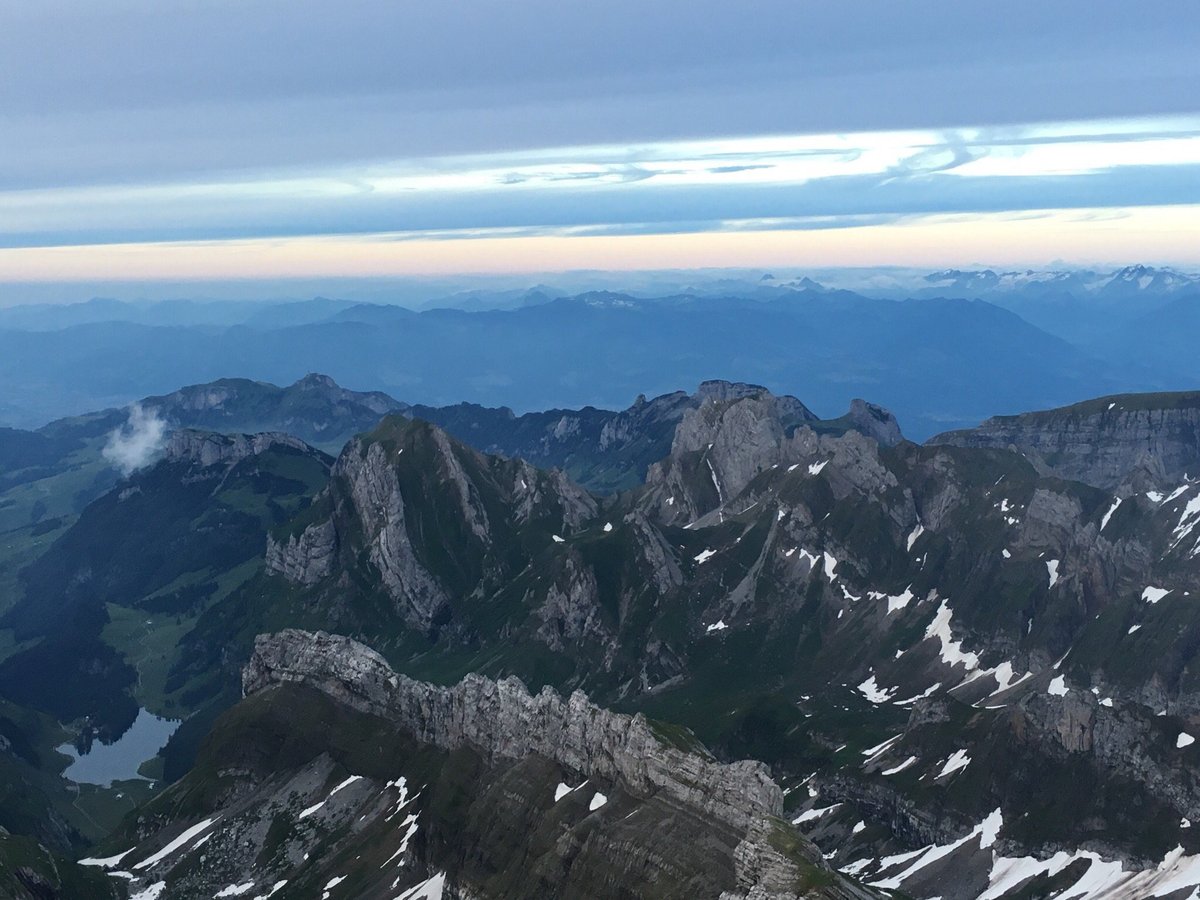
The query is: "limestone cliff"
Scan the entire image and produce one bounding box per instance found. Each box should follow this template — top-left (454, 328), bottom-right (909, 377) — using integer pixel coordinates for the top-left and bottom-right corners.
top-left (164, 428), bottom-right (312, 470)
top-left (242, 629), bottom-right (877, 900)
top-left (930, 392), bottom-right (1200, 491)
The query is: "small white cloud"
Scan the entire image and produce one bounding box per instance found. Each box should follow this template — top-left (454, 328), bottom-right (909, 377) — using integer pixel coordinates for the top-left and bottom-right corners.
top-left (102, 403), bottom-right (168, 475)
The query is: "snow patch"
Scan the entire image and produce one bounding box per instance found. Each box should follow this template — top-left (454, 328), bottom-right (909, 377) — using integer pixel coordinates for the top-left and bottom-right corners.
top-left (80, 848), bottom-right (137, 868)
top-left (793, 803), bottom-right (840, 825)
top-left (329, 774), bottom-right (362, 796)
top-left (1171, 493), bottom-right (1200, 554)
top-left (555, 781), bottom-right (584, 802)
top-left (589, 792), bottom-right (607, 811)
top-left (705, 620), bottom-right (728, 633)
top-left (885, 587), bottom-right (914, 614)
top-left (1179, 732), bottom-right (1195, 749)
top-left (395, 873), bottom-right (446, 900)
top-left (694, 549), bottom-right (716, 564)
top-left (937, 750), bottom-right (971, 778)
top-left (808, 459), bottom-right (829, 476)
top-left (134, 817), bottom-right (219, 870)
top-left (1048, 675), bottom-right (1069, 696)
top-left (603, 522), bottom-right (613, 532)
top-left (215, 884), bottom-right (255, 898)
top-left (985, 661), bottom-right (1034, 698)
top-left (1143, 586), bottom-right (1171, 604)
top-left (907, 524), bottom-right (925, 552)
top-left (924, 600), bottom-right (981, 673)
top-left (882, 756), bottom-right (918, 776)
top-left (892, 683), bottom-right (941, 706)
top-left (1046, 559), bottom-right (1060, 587)
top-left (857, 676), bottom-right (897, 704)
top-left (1101, 497), bottom-right (1122, 531)
top-left (298, 799), bottom-right (326, 820)
top-left (552, 534), bottom-right (565, 543)
top-left (862, 735), bottom-right (903, 764)
top-left (870, 808), bottom-right (1003, 890)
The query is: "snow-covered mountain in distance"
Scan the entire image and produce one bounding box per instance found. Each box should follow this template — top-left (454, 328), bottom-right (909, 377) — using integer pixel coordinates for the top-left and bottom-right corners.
top-left (915, 264), bottom-right (1200, 300)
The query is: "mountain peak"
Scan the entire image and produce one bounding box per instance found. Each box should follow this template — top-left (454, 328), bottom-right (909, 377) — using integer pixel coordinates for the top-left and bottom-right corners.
top-left (843, 398), bottom-right (904, 447)
top-left (293, 372), bottom-right (339, 390)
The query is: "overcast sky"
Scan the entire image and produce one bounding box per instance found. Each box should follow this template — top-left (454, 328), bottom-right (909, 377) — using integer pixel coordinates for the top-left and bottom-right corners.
top-left (2, 0), bottom-right (1199, 281)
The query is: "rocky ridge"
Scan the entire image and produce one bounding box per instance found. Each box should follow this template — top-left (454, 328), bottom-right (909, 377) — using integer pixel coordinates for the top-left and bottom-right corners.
top-left (930, 392), bottom-right (1200, 492)
top-left (164, 428), bottom-right (314, 470)
top-left (264, 415), bottom-right (598, 633)
top-left (146, 373), bottom-right (406, 451)
top-left (243, 629), bottom-right (876, 900)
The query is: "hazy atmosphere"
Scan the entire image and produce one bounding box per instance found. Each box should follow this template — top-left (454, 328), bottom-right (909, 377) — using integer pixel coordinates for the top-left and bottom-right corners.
top-left (5, 4), bottom-right (1200, 900)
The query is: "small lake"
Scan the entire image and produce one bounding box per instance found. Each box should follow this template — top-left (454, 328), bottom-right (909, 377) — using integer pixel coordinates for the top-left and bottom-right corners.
top-left (58, 708), bottom-right (180, 786)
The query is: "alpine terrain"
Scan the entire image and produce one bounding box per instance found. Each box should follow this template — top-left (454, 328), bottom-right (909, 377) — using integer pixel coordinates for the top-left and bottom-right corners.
top-left (1, 373), bottom-right (1200, 897)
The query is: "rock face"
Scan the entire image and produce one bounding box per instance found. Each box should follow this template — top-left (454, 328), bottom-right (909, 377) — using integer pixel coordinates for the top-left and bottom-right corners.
top-left (333, 438), bottom-right (453, 629)
top-left (243, 629), bottom-right (874, 899)
top-left (842, 399), bottom-right (903, 448)
top-left (408, 380), bottom-right (897, 495)
top-left (264, 518), bottom-right (337, 584)
top-left (263, 414), bottom-right (600, 634)
top-left (929, 392), bottom-right (1200, 491)
top-left (643, 389), bottom-right (901, 526)
top-left (244, 630), bottom-right (779, 832)
top-left (164, 428), bottom-right (312, 469)
top-left (146, 373), bottom-right (405, 450)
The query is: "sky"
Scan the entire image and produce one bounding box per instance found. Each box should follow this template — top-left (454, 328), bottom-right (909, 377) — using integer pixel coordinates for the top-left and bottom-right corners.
top-left (1, 0), bottom-right (1199, 285)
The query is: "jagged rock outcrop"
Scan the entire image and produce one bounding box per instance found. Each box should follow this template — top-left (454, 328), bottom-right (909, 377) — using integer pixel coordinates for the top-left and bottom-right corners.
top-left (643, 390), bottom-right (901, 526)
top-left (243, 629), bottom-right (874, 899)
top-left (263, 416), bottom-right (599, 633)
top-left (930, 392), bottom-right (1200, 491)
top-left (535, 554), bottom-right (608, 651)
top-left (244, 630), bottom-right (778, 831)
top-left (164, 428), bottom-right (312, 469)
top-left (842, 399), bottom-right (903, 448)
top-left (334, 439), bottom-right (452, 629)
top-left (264, 518), bottom-right (337, 584)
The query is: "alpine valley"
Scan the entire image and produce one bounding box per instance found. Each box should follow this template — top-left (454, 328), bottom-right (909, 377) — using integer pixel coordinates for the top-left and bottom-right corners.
top-left (7, 373), bottom-right (1200, 898)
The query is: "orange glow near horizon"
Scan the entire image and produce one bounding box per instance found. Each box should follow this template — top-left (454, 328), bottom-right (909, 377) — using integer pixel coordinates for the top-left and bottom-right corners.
top-left (1, 206), bottom-right (1198, 282)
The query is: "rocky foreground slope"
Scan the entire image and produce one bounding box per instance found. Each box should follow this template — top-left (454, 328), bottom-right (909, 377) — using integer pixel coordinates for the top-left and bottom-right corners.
top-left (77, 630), bottom-right (875, 900)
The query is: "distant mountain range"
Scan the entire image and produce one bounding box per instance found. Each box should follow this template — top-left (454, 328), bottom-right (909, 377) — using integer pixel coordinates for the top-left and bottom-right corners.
top-left (3, 266), bottom-right (1198, 439)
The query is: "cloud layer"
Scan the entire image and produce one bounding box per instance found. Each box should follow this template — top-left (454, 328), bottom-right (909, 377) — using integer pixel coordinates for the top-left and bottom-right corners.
top-left (2, 117), bottom-right (1199, 252)
top-left (1, 2), bottom-right (1196, 276)
top-left (3, 1), bottom-right (1198, 188)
